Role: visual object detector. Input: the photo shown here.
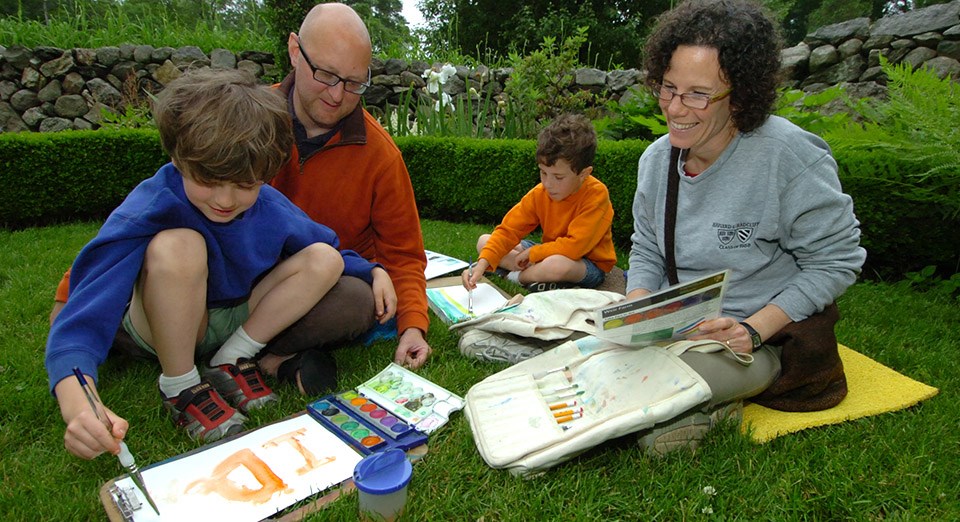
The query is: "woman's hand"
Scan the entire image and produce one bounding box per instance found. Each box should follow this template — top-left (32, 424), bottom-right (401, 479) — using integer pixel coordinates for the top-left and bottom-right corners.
top-left (689, 317), bottom-right (754, 354)
top-left (690, 305), bottom-right (791, 353)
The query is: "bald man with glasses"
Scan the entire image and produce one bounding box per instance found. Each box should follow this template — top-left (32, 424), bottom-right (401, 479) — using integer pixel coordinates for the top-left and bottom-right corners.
top-left (258, 2), bottom-right (433, 391)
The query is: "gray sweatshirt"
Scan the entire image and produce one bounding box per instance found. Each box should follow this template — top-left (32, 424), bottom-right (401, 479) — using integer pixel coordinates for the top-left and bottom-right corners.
top-left (627, 115), bottom-right (866, 322)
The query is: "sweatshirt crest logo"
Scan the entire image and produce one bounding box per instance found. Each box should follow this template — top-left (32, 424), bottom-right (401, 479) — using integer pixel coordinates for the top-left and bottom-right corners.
top-left (718, 229), bottom-right (736, 245)
top-left (713, 222), bottom-right (758, 249)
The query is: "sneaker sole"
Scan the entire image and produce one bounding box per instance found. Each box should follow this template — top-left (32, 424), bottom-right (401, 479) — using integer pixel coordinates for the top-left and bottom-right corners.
top-left (459, 331), bottom-right (544, 364)
top-left (638, 401), bottom-right (743, 457)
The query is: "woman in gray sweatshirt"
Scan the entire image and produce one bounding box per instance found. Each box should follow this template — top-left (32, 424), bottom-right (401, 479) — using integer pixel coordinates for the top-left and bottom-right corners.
top-left (627, 0), bottom-right (866, 456)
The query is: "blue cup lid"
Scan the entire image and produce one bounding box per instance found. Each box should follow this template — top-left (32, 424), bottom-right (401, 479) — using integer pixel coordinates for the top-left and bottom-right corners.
top-left (353, 448), bottom-right (412, 495)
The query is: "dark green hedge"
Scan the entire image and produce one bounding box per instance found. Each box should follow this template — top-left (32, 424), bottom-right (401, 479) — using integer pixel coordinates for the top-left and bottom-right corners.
top-left (0, 130), bottom-right (166, 227)
top-left (395, 136), bottom-right (647, 245)
top-left (835, 149), bottom-right (960, 278)
top-left (1, 131), bottom-right (956, 278)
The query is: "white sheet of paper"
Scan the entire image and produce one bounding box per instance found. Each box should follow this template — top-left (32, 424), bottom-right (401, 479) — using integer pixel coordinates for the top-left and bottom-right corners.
top-left (426, 283), bottom-right (508, 322)
top-left (112, 415), bottom-right (361, 522)
top-left (424, 250), bottom-right (469, 280)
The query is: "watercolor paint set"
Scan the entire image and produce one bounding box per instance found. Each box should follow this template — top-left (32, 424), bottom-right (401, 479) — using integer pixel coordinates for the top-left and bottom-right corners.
top-left (306, 392), bottom-right (427, 455)
top-left (356, 363), bottom-right (464, 433)
top-left (307, 363), bottom-right (464, 455)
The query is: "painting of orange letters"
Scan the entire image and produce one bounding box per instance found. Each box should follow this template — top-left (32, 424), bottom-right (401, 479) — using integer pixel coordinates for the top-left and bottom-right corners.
top-left (110, 414), bottom-right (362, 521)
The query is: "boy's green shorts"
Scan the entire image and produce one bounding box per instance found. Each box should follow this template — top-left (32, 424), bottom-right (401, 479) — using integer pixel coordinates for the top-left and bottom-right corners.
top-left (121, 303), bottom-right (250, 358)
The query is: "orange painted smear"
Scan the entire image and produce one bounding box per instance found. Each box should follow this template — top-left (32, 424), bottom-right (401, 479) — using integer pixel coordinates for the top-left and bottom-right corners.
top-left (185, 448), bottom-right (291, 504)
top-left (263, 428), bottom-right (335, 476)
top-left (185, 428), bottom-right (338, 503)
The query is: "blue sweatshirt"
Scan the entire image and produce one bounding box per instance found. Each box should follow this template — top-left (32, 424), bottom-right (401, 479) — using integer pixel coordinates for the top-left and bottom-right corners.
top-left (46, 163), bottom-right (376, 392)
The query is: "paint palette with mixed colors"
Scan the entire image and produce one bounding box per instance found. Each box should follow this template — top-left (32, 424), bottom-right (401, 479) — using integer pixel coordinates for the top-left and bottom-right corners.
top-left (306, 393), bottom-right (428, 455)
top-left (356, 363), bottom-right (465, 434)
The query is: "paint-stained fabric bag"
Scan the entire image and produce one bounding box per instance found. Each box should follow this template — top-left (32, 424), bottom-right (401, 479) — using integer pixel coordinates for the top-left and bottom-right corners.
top-left (450, 288), bottom-right (625, 341)
top-left (464, 335), bottom-right (717, 476)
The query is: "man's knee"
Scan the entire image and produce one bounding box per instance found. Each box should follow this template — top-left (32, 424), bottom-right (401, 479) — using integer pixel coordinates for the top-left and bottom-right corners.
top-left (321, 276), bottom-right (376, 332)
top-left (266, 276), bottom-right (376, 355)
top-left (328, 276), bottom-right (375, 320)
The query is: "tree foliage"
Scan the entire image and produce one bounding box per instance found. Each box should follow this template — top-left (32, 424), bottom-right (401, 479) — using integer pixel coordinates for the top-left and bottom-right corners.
top-left (418, 0), bottom-right (674, 68)
top-left (417, 0), bottom-right (956, 63)
top-left (262, 0), bottom-right (415, 76)
top-left (1, 0), bottom-right (262, 27)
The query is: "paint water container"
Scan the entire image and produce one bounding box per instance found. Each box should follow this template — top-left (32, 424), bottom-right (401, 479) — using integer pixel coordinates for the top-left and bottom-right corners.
top-left (353, 448), bottom-right (412, 522)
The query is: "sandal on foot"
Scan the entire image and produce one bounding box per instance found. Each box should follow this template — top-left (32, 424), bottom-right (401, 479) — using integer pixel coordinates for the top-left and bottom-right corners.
top-left (277, 349), bottom-right (338, 397)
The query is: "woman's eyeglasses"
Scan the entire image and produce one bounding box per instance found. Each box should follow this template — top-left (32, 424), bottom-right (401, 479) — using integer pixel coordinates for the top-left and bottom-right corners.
top-left (650, 83), bottom-right (732, 110)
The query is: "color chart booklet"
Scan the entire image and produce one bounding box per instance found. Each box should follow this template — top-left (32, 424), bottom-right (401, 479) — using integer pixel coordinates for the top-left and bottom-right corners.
top-left (594, 270), bottom-right (729, 346)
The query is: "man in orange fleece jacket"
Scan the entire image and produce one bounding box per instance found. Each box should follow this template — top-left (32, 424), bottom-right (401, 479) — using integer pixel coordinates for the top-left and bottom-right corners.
top-left (266, 2), bottom-right (430, 372)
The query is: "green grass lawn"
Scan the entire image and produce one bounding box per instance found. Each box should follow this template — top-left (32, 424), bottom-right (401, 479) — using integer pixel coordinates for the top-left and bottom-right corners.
top-left (1, 219), bottom-right (958, 520)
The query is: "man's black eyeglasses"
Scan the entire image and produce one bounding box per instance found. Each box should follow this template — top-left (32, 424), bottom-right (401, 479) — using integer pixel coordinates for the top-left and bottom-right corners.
top-left (296, 36), bottom-right (371, 95)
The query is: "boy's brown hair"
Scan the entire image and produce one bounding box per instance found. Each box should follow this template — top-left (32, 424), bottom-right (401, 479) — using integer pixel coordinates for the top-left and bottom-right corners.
top-left (152, 68), bottom-right (292, 185)
top-left (536, 113), bottom-right (597, 174)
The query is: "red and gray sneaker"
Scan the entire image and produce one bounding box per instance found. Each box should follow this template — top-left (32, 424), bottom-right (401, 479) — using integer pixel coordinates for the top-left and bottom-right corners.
top-left (162, 381), bottom-right (247, 442)
top-left (203, 358), bottom-right (278, 413)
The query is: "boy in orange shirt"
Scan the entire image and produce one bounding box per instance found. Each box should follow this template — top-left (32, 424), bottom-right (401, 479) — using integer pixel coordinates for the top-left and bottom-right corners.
top-left (462, 114), bottom-right (616, 293)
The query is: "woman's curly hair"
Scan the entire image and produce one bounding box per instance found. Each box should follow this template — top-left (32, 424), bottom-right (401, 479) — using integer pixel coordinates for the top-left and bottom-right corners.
top-left (643, 0), bottom-right (782, 133)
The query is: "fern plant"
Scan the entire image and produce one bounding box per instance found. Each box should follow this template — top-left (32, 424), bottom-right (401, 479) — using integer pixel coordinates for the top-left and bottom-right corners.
top-left (824, 57), bottom-right (960, 218)
top-left (774, 84), bottom-right (854, 137)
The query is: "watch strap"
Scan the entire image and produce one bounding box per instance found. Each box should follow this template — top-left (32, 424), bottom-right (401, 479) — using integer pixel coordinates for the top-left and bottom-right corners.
top-left (740, 321), bottom-right (762, 349)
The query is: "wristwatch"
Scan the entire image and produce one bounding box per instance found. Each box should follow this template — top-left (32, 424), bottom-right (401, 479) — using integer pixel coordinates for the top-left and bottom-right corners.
top-left (740, 322), bottom-right (762, 350)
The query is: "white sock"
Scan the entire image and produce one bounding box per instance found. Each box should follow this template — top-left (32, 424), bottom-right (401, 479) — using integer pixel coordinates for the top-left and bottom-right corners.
top-left (209, 326), bottom-right (266, 367)
top-left (507, 271), bottom-right (522, 284)
top-left (159, 366), bottom-right (201, 399)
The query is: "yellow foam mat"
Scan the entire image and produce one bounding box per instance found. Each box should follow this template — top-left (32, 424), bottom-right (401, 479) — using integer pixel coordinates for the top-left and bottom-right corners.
top-left (742, 344), bottom-right (939, 443)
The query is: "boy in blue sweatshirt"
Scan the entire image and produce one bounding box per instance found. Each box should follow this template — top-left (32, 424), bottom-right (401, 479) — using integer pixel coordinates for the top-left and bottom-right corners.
top-left (46, 68), bottom-right (383, 460)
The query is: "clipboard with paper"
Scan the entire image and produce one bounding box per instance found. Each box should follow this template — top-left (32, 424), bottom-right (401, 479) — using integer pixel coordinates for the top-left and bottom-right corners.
top-left (99, 413), bottom-right (364, 522)
top-left (594, 270), bottom-right (729, 346)
top-left (425, 276), bottom-right (513, 325)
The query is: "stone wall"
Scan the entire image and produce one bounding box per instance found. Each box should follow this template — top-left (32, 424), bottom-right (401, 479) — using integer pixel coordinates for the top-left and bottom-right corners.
top-left (781, 0), bottom-right (960, 102)
top-left (0, 45), bottom-right (278, 132)
top-left (2, 0), bottom-right (958, 134)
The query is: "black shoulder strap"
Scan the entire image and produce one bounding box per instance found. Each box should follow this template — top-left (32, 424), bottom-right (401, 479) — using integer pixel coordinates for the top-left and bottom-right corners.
top-left (664, 146), bottom-right (682, 286)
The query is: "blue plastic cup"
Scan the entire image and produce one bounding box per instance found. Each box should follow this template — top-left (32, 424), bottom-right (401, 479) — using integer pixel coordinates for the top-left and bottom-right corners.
top-left (353, 448), bottom-right (413, 521)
